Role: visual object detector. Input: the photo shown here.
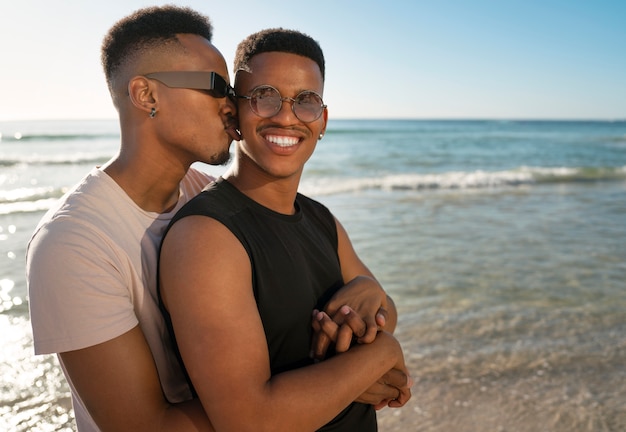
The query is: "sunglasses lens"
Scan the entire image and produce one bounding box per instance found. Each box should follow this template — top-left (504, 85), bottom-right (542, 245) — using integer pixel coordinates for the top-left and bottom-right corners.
top-left (250, 86), bottom-right (282, 118)
top-left (293, 91), bottom-right (324, 123)
top-left (207, 73), bottom-right (232, 99)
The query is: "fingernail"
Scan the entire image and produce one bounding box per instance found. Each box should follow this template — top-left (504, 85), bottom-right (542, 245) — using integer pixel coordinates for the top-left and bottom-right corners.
top-left (407, 375), bottom-right (414, 387)
top-left (341, 305), bottom-right (350, 315)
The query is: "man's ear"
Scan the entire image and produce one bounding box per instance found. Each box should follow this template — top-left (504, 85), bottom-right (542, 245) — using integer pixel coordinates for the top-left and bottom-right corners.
top-left (320, 106), bottom-right (329, 136)
top-left (128, 75), bottom-right (157, 115)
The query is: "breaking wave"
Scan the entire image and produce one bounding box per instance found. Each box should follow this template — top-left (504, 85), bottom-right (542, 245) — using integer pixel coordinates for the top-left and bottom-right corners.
top-left (301, 165), bottom-right (626, 196)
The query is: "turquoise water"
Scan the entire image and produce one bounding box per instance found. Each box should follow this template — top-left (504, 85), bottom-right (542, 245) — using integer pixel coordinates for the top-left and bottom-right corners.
top-left (1, 119), bottom-right (625, 430)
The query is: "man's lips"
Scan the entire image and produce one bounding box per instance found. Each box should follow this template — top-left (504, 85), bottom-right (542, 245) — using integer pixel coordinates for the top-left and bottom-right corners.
top-left (224, 118), bottom-right (242, 141)
top-left (264, 134), bottom-right (300, 147)
top-left (226, 127), bottom-right (242, 141)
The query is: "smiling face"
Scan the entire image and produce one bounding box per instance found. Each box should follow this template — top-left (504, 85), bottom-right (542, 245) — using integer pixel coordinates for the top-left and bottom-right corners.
top-left (234, 51), bottom-right (328, 184)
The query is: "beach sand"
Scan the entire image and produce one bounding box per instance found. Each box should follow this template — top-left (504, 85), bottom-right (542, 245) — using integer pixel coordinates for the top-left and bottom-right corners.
top-left (376, 329), bottom-right (626, 432)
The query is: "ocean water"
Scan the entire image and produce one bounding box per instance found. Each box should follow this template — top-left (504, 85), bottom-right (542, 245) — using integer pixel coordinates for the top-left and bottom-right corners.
top-left (1, 119), bottom-right (625, 431)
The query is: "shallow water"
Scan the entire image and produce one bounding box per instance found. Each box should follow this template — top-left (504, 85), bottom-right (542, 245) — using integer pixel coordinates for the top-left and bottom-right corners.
top-left (327, 182), bottom-right (626, 431)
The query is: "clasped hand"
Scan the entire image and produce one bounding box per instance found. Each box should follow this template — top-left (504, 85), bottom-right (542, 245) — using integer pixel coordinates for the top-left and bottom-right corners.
top-left (310, 276), bottom-right (413, 409)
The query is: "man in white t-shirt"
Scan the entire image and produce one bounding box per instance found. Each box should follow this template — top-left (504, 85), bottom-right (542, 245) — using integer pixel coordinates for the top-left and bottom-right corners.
top-left (27, 5), bottom-right (408, 432)
top-left (26, 6), bottom-right (239, 431)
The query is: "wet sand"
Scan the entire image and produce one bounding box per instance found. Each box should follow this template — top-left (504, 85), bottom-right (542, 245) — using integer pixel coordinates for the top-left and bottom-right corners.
top-left (376, 326), bottom-right (626, 432)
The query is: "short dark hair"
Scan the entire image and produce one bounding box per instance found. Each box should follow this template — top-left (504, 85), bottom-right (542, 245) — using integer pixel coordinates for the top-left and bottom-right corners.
top-left (234, 28), bottom-right (325, 81)
top-left (101, 5), bottom-right (213, 88)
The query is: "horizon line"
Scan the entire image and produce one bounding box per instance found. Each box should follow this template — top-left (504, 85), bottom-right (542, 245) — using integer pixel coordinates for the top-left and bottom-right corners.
top-left (1, 116), bottom-right (625, 123)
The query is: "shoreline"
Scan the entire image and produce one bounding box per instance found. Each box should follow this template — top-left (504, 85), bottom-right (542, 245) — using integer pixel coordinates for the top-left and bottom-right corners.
top-left (375, 319), bottom-right (626, 432)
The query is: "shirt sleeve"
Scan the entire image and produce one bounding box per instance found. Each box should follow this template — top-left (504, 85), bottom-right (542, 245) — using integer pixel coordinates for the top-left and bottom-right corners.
top-left (27, 217), bottom-right (138, 354)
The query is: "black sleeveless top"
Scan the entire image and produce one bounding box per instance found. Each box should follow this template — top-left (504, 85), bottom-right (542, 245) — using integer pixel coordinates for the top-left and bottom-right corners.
top-left (159, 178), bottom-right (376, 431)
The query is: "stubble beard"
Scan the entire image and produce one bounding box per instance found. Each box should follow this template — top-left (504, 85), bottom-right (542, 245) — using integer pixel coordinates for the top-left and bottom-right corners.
top-left (208, 147), bottom-right (232, 166)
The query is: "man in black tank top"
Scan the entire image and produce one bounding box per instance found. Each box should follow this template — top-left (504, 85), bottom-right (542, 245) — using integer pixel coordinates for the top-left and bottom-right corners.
top-left (159, 28), bottom-right (412, 431)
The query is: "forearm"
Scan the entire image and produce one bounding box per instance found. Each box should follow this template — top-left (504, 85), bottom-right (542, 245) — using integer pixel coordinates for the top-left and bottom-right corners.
top-left (197, 332), bottom-right (404, 432)
top-left (59, 327), bottom-right (216, 432)
top-left (93, 399), bottom-right (214, 432)
top-left (157, 399), bottom-right (215, 432)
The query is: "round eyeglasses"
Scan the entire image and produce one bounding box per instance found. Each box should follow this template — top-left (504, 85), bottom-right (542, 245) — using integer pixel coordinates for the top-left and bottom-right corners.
top-left (238, 85), bottom-right (326, 123)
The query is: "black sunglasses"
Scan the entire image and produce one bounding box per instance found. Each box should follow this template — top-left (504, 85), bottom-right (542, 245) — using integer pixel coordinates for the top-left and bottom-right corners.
top-left (144, 71), bottom-right (235, 100)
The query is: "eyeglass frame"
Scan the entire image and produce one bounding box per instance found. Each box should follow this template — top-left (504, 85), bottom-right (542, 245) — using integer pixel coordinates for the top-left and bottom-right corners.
top-left (144, 71), bottom-right (236, 100)
top-left (237, 85), bottom-right (327, 123)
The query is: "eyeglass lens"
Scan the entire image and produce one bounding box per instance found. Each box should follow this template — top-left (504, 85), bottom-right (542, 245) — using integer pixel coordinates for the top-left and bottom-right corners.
top-left (249, 86), bottom-right (324, 122)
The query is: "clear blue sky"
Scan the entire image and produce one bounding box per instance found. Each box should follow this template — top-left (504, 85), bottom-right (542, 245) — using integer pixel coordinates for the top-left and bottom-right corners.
top-left (1, 0), bottom-right (625, 121)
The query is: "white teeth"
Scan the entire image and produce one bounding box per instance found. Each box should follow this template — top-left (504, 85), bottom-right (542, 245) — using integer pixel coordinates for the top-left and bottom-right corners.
top-left (266, 135), bottom-right (299, 147)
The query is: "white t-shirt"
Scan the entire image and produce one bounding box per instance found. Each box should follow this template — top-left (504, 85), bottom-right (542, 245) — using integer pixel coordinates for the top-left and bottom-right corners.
top-left (26, 166), bottom-right (212, 431)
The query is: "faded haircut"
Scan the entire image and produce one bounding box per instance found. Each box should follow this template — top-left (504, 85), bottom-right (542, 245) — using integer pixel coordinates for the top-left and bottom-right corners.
top-left (234, 28), bottom-right (325, 81)
top-left (101, 5), bottom-right (213, 92)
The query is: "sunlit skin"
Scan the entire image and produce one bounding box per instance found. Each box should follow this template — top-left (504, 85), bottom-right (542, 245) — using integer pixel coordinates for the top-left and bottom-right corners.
top-left (104, 34), bottom-right (239, 213)
top-left (228, 52), bottom-right (327, 214)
